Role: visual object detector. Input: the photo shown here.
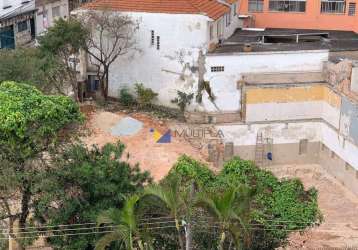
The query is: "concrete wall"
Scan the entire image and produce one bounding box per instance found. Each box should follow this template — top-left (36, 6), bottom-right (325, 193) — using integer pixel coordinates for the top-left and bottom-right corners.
top-left (101, 10), bottom-right (240, 110)
top-left (14, 19), bottom-right (33, 46)
top-left (245, 85), bottom-right (341, 127)
top-left (203, 50), bottom-right (329, 112)
top-left (107, 12), bottom-right (210, 108)
top-left (319, 141), bottom-right (358, 196)
top-left (351, 66), bottom-right (358, 93)
top-left (340, 96), bottom-right (358, 145)
top-left (36, 0), bottom-right (69, 35)
top-left (217, 121), bottom-right (322, 165)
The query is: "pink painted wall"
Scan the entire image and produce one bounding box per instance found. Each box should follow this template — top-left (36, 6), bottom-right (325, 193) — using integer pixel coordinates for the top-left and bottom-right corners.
top-left (238, 0), bottom-right (358, 32)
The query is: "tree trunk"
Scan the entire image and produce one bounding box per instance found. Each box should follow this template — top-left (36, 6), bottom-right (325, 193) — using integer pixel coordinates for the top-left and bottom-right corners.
top-left (185, 183), bottom-right (195, 250)
top-left (19, 184), bottom-right (31, 230)
top-left (185, 222), bottom-right (192, 250)
top-left (219, 231), bottom-right (226, 250)
top-left (175, 218), bottom-right (184, 250)
top-left (18, 183), bottom-right (31, 249)
top-left (104, 66), bottom-right (109, 100)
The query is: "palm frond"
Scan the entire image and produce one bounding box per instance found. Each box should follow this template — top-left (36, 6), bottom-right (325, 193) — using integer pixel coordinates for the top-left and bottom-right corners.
top-left (95, 226), bottom-right (130, 250)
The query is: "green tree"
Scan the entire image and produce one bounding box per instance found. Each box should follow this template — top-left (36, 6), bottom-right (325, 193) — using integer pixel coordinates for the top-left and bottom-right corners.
top-left (39, 18), bottom-right (88, 100)
top-left (79, 10), bottom-right (138, 99)
top-left (34, 142), bottom-right (152, 250)
top-left (0, 81), bottom-right (82, 248)
top-left (143, 174), bottom-right (186, 250)
top-left (166, 156), bottom-right (321, 250)
top-left (196, 187), bottom-right (252, 250)
top-left (96, 195), bottom-right (153, 250)
top-left (0, 48), bottom-right (70, 94)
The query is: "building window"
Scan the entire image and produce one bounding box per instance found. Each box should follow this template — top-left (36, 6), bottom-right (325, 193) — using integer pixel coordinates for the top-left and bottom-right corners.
top-left (87, 75), bottom-right (99, 92)
top-left (225, 13), bottom-right (231, 27)
top-left (217, 19), bottom-right (222, 37)
top-left (232, 3), bottom-right (237, 16)
top-left (52, 6), bottom-right (61, 18)
top-left (321, 0), bottom-right (346, 14)
top-left (269, 0), bottom-right (306, 12)
top-left (151, 30), bottom-right (155, 45)
top-left (211, 66), bottom-right (225, 72)
top-left (17, 20), bottom-right (28, 32)
top-left (156, 36), bottom-right (160, 50)
top-left (249, 0), bottom-right (264, 12)
top-left (348, 2), bottom-right (356, 15)
top-left (299, 139), bottom-right (308, 155)
top-left (209, 24), bottom-right (214, 40)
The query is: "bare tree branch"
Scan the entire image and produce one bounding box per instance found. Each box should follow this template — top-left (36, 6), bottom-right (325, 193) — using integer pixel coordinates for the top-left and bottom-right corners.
top-left (78, 10), bottom-right (139, 99)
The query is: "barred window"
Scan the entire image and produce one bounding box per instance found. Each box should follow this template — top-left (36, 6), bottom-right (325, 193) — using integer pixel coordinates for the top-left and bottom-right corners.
top-left (249, 0), bottom-right (264, 12)
top-left (17, 21), bottom-right (28, 32)
top-left (151, 30), bottom-right (155, 45)
top-left (269, 0), bottom-right (306, 12)
top-left (156, 36), bottom-right (160, 50)
top-left (348, 2), bottom-right (356, 15)
top-left (211, 66), bottom-right (224, 72)
top-left (321, 0), bottom-right (346, 14)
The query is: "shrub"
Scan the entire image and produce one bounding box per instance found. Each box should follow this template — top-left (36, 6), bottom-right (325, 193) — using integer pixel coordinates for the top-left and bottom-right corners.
top-left (216, 158), bottom-right (321, 249)
top-left (134, 83), bottom-right (158, 106)
top-left (169, 156), bottom-right (321, 250)
top-left (118, 88), bottom-right (136, 106)
top-left (171, 90), bottom-right (194, 112)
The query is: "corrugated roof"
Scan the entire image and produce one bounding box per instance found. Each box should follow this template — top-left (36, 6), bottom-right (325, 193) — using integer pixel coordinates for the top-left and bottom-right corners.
top-left (83, 0), bottom-right (230, 20)
top-left (0, 0), bottom-right (36, 21)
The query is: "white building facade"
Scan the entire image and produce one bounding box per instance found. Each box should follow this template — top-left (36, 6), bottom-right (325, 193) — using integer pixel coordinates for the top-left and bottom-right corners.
top-left (81, 0), bottom-right (242, 109)
top-left (35, 0), bottom-right (70, 35)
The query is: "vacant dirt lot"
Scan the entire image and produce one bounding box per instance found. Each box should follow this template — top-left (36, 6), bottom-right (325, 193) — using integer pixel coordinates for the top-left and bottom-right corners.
top-left (81, 108), bottom-right (210, 180)
top-left (271, 164), bottom-right (358, 249)
top-left (81, 107), bottom-right (358, 249)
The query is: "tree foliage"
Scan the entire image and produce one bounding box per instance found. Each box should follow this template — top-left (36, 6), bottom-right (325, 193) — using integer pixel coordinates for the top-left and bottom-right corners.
top-left (79, 10), bottom-right (139, 99)
top-left (0, 82), bottom-right (82, 248)
top-left (135, 155), bottom-right (321, 250)
top-left (39, 18), bottom-right (88, 100)
top-left (34, 142), bottom-right (152, 250)
top-left (0, 81), bottom-right (82, 161)
top-left (0, 48), bottom-right (71, 94)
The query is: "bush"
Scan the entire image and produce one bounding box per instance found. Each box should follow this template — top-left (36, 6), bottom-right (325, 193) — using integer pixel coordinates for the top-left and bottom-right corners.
top-left (118, 88), bottom-right (136, 106)
top-left (171, 90), bottom-right (194, 112)
top-left (169, 156), bottom-right (321, 250)
top-left (135, 83), bottom-right (158, 106)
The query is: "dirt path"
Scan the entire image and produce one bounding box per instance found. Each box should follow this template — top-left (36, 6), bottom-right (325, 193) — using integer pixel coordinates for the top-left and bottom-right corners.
top-left (81, 109), bottom-right (210, 181)
top-left (269, 164), bottom-right (358, 249)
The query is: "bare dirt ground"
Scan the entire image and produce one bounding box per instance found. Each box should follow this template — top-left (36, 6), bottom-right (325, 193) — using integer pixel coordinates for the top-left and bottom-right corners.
top-left (80, 107), bottom-right (210, 181)
top-left (80, 107), bottom-right (358, 249)
top-left (270, 164), bottom-right (358, 249)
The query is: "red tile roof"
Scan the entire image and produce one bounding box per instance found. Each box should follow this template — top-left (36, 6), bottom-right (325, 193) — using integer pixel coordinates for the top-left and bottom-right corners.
top-left (83, 0), bottom-right (230, 20)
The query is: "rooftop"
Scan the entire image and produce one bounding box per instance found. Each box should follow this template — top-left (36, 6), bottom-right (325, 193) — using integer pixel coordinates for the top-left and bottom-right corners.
top-left (212, 28), bottom-right (358, 54)
top-left (0, 0), bottom-right (35, 22)
top-left (83, 0), bottom-right (230, 20)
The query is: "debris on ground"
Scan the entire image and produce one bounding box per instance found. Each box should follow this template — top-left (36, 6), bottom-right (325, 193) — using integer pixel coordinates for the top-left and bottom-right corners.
top-left (81, 108), bottom-right (210, 180)
top-left (270, 164), bottom-right (358, 249)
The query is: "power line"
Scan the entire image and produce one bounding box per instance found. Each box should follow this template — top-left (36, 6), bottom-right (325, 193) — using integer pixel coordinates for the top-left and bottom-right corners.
top-left (0, 216), bottom-right (354, 233)
top-left (0, 221), bottom-right (178, 236)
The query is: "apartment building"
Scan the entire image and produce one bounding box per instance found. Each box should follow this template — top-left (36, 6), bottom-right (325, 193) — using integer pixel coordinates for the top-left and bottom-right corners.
top-left (0, 0), bottom-right (36, 49)
top-left (239, 0), bottom-right (358, 32)
top-left (35, 0), bottom-right (92, 35)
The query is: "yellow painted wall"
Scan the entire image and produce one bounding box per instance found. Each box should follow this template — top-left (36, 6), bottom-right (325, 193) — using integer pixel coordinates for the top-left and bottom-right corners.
top-left (246, 85), bottom-right (341, 108)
